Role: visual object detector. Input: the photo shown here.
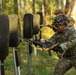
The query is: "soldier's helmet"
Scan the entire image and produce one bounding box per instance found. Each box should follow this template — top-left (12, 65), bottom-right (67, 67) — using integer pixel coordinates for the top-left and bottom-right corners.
top-left (52, 15), bottom-right (68, 27)
top-left (54, 9), bottom-right (63, 15)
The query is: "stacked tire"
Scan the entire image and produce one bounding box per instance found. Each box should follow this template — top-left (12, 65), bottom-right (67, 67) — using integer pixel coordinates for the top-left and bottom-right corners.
top-left (0, 14), bottom-right (9, 60)
top-left (9, 14), bottom-right (20, 47)
top-left (23, 12), bottom-right (43, 39)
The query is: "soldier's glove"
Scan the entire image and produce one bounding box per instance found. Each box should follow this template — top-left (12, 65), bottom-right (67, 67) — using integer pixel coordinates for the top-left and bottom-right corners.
top-left (52, 45), bottom-right (64, 53)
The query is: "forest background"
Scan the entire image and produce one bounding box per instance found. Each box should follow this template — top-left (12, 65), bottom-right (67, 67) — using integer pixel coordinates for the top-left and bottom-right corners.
top-left (0, 0), bottom-right (76, 75)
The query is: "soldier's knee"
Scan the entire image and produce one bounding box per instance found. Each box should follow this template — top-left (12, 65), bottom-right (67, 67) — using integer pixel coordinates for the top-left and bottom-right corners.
top-left (54, 71), bottom-right (64, 75)
top-left (54, 66), bottom-right (65, 75)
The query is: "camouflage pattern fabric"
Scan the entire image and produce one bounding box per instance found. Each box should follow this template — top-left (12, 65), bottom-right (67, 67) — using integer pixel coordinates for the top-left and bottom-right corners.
top-left (54, 57), bottom-right (76, 75)
top-left (66, 15), bottom-right (75, 27)
top-left (46, 26), bottom-right (76, 58)
top-left (45, 26), bottom-right (76, 75)
top-left (54, 9), bottom-right (75, 27)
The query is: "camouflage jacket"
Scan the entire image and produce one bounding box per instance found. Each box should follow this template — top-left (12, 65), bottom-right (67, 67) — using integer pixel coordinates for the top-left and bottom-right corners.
top-left (66, 15), bottom-right (75, 27)
top-left (46, 26), bottom-right (76, 58)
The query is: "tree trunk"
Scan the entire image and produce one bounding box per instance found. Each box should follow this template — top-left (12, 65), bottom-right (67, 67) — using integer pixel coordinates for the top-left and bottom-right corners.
top-left (43, 0), bottom-right (48, 16)
top-left (65, 0), bottom-right (73, 15)
top-left (0, 0), bottom-right (2, 13)
top-left (32, 0), bottom-right (35, 14)
top-left (0, 0), bottom-right (6, 13)
top-left (14, 0), bottom-right (18, 14)
top-left (71, 0), bottom-right (76, 28)
top-left (56, 0), bottom-right (62, 9)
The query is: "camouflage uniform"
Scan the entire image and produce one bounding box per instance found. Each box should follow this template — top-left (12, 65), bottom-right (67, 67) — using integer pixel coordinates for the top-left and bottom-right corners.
top-left (66, 15), bottom-right (75, 27)
top-left (46, 15), bottom-right (76, 75)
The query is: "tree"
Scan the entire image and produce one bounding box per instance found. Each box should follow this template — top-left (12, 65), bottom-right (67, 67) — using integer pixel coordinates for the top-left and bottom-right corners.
top-left (32, 0), bottom-right (35, 14)
top-left (71, 0), bottom-right (76, 28)
top-left (14, 0), bottom-right (18, 14)
top-left (0, 0), bottom-right (7, 13)
top-left (0, 0), bottom-right (2, 13)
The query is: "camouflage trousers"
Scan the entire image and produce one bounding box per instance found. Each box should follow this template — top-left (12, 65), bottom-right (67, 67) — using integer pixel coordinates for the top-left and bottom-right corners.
top-left (54, 57), bottom-right (76, 75)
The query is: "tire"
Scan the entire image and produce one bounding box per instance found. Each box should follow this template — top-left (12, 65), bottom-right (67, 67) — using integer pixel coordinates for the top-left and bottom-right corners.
top-left (0, 14), bottom-right (9, 60)
top-left (37, 12), bottom-right (43, 28)
top-left (37, 12), bottom-right (43, 40)
top-left (9, 14), bottom-right (20, 47)
top-left (33, 14), bottom-right (40, 35)
top-left (23, 14), bottom-right (33, 39)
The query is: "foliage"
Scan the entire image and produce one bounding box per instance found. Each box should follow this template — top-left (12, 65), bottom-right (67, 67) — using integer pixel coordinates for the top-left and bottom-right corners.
top-left (3, 0), bottom-right (14, 14)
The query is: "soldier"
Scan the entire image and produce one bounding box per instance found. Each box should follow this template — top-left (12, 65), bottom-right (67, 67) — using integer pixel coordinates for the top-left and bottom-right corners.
top-left (41, 15), bottom-right (76, 75)
top-left (54, 9), bottom-right (75, 27)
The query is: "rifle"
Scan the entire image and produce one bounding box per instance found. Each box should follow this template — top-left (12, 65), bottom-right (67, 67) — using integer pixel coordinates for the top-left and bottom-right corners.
top-left (32, 40), bottom-right (53, 56)
top-left (32, 40), bottom-right (57, 50)
top-left (25, 39), bottom-right (64, 58)
top-left (32, 40), bottom-right (65, 58)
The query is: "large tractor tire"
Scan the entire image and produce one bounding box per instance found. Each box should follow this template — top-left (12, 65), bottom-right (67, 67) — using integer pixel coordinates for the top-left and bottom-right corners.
top-left (9, 14), bottom-right (20, 47)
top-left (33, 14), bottom-right (40, 35)
top-left (0, 14), bottom-right (9, 60)
top-left (36, 12), bottom-right (43, 40)
top-left (23, 14), bottom-right (34, 55)
top-left (23, 14), bottom-right (33, 39)
top-left (37, 12), bottom-right (43, 27)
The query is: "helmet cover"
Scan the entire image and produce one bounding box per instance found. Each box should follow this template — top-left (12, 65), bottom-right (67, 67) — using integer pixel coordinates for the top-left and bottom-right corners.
top-left (52, 15), bottom-right (68, 27)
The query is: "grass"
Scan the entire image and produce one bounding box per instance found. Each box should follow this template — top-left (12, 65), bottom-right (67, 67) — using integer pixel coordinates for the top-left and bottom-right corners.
top-left (4, 42), bottom-right (76, 75)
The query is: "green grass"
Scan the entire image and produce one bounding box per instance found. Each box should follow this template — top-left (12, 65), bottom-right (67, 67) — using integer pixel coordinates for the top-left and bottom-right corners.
top-left (4, 42), bottom-right (76, 75)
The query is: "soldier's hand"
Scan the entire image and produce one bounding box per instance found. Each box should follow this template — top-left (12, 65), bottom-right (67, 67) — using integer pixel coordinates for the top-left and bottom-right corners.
top-left (52, 45), bottom-right (64, 53)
